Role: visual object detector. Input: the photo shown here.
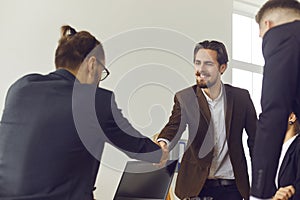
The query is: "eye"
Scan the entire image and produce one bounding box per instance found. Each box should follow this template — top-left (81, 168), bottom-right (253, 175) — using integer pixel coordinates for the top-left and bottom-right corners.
top-left (195, 60), bottom-right (201, 65)
top-left (205, 62), bottom-right (214, 66)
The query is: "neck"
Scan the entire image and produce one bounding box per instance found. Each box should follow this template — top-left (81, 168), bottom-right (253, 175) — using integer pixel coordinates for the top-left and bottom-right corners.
top-left (274, 17), bottom-right (300, 28)
top-left (203, 81), bottom-right (222, 100)
top-left (57, 67), bottom-right (77, 75)
top-left (267, 10), bottom-right (300, 28)
top-left (57, 67), bottom-right (86, 83)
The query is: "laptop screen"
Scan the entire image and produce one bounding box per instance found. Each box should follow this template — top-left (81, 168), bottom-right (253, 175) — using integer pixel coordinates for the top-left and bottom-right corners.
top-left (113, 160), bottom-right (178, 200)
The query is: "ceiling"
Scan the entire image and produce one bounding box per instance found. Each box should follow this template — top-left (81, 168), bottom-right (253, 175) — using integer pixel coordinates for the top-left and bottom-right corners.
top-left (236, 0), bottom-right (267, 7)
top-left (233, 0), bottom-right (268, 16)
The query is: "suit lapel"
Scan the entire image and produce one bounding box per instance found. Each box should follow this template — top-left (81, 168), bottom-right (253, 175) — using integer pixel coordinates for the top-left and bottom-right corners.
top-left (224, 85), bottom-right (233, 139)
top-left (196, 84), bottom-right (233, 137)
top-left (196, 86), bottom-right (214, 159)
top-left (196, 86), bottom-right (211, 124)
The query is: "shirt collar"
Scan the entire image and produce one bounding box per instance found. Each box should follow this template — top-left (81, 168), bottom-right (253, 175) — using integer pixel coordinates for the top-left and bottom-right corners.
top-left (201, 83), bottom-right (224, 103)
top-left (52, 68), bottom-right (77, 82)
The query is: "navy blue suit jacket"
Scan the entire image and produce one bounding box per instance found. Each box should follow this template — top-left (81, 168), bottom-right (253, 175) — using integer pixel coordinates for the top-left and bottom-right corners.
top-left (0, 69), bottom-right (161, 200)
top-left (252, 21), bottom-right (300, 198)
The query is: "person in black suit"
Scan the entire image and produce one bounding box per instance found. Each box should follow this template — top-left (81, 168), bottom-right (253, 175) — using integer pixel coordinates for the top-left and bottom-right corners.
top-left (272, 112), bottom-right (299, 200)
top-left (0, 25), bottom-right (166, 200)
top-left (251, 1), bottom-right (300, 199)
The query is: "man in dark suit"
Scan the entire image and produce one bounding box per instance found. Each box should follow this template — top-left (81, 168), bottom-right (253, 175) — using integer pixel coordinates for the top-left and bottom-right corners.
top-left (157, 40), bottom-right (257, 200)
top-left (251, 1), bottom-right (300, 199)
top-left (272, 112), bottom-right (300, 200)
top-left (0, 25), bottom-right (165, 200)
top-left (275, 133), bottom-right (300, 200)
top-left (275, 132), bottom-right (300, 200)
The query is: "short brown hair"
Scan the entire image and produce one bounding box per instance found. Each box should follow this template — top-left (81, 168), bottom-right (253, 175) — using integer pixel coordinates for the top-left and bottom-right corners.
top-left (256, 0), bottom-right (300, 24)
top-left (193, 40), bottom-right (228, 66)
top-left (54, 25), bottom-right (104, 70)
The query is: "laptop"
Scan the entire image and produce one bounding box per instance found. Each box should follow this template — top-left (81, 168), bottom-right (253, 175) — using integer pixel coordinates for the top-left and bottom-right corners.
top-left (113, 160), bottom-right (178, 200)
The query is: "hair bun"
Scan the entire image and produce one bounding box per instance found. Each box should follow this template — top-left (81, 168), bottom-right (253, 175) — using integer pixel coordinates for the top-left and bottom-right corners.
top-left (61, 25), bottom-right (77, 37)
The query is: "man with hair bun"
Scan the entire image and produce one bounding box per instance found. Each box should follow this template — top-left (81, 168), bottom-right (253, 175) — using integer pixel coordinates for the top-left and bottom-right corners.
top-left (0, 25), bottom-right (167, 200)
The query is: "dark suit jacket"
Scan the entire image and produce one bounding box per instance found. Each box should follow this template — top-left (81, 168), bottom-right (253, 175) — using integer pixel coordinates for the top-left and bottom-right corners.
top-left (158, 84), bottom-right (257, 200)
top-left (277, 134), bottom-right (300, 200)
top-left (251, 20), bottom-right (300, 198)
top-left (0, 69), bottom-right (161, 200)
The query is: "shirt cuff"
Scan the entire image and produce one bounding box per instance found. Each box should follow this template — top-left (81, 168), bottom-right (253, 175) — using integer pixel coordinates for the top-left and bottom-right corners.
top-left (156, 138), bottom-right (170, 146)
top-left (250, 195), bottom-right (272, 200)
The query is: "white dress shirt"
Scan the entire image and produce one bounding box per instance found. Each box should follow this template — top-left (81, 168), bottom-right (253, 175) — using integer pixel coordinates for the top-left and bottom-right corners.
top-left (250, 196), bottom-right (271, 200)
top-left (202, 86), bottom-right (234, 179)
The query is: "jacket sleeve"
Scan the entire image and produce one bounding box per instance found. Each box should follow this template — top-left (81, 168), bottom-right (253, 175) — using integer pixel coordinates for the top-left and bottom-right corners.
top-left (244, 90), bottom-right (257, 158)
top-left (101, 92), bottom-right (162, 163)
top-left (158, 94), bottom-right (187, 150)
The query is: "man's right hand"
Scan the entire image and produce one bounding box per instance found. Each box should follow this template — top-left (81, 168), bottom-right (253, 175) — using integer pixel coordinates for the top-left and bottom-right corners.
top-left (272, 185), bottom-right (295, 200)
top-left (157, 141), bottom-right (169, 167)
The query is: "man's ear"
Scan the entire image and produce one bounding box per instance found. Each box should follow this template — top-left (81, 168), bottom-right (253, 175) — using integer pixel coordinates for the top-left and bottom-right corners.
top-left (87, 56), bottom-right (96, 75)
top-left (220, 64), bottom-right (227, 75)
top-left (265, 20), bottom-right (273, 29)
top-left (289, 113), bottom-right (297, 123)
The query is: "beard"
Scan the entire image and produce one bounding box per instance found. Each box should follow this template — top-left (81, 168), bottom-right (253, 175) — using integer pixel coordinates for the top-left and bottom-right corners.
top-left (196, 79), bottom-right (208, 88)
top-left (196, 76), bottom-right (218, 89)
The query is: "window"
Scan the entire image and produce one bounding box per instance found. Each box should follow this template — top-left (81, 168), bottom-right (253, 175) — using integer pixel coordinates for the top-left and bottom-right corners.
top-left (232, 4), bottom-right (265, 181)
top-left (232, 68), bottom-right (262, 114)
top-left (232, 13), bottom-right (264, 66)
top-left (231, 13), bottom-right (263, 114)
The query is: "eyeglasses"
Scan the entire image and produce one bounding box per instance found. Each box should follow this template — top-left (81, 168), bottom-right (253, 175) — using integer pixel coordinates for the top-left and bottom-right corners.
top-left (100, 67), bottom-right (110, 81)
top-left (96, 58), bottom-right (110, 81)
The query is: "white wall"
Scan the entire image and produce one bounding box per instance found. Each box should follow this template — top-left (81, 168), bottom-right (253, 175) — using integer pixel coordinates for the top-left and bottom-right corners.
top-left (0, 0), bottom-right (233, 199)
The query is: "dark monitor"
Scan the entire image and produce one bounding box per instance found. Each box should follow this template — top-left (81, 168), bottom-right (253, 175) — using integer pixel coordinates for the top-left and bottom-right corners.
top-left (113, 160), bottom-right (178, 200)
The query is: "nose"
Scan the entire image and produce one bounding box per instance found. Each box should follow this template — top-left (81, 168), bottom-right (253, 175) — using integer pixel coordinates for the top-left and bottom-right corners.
top-left (194, 63), bottom-right (206, 75)
top-left (194, 62), bottom-right (204, 71)
top-left (196, 68), bottom-right (205, 77)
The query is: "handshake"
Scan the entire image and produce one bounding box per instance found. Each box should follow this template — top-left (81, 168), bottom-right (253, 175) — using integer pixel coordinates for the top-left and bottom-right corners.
top-left (152, 133), bottom-right (170, 167)
top-left (157, 140), bottom-right (169, 167)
